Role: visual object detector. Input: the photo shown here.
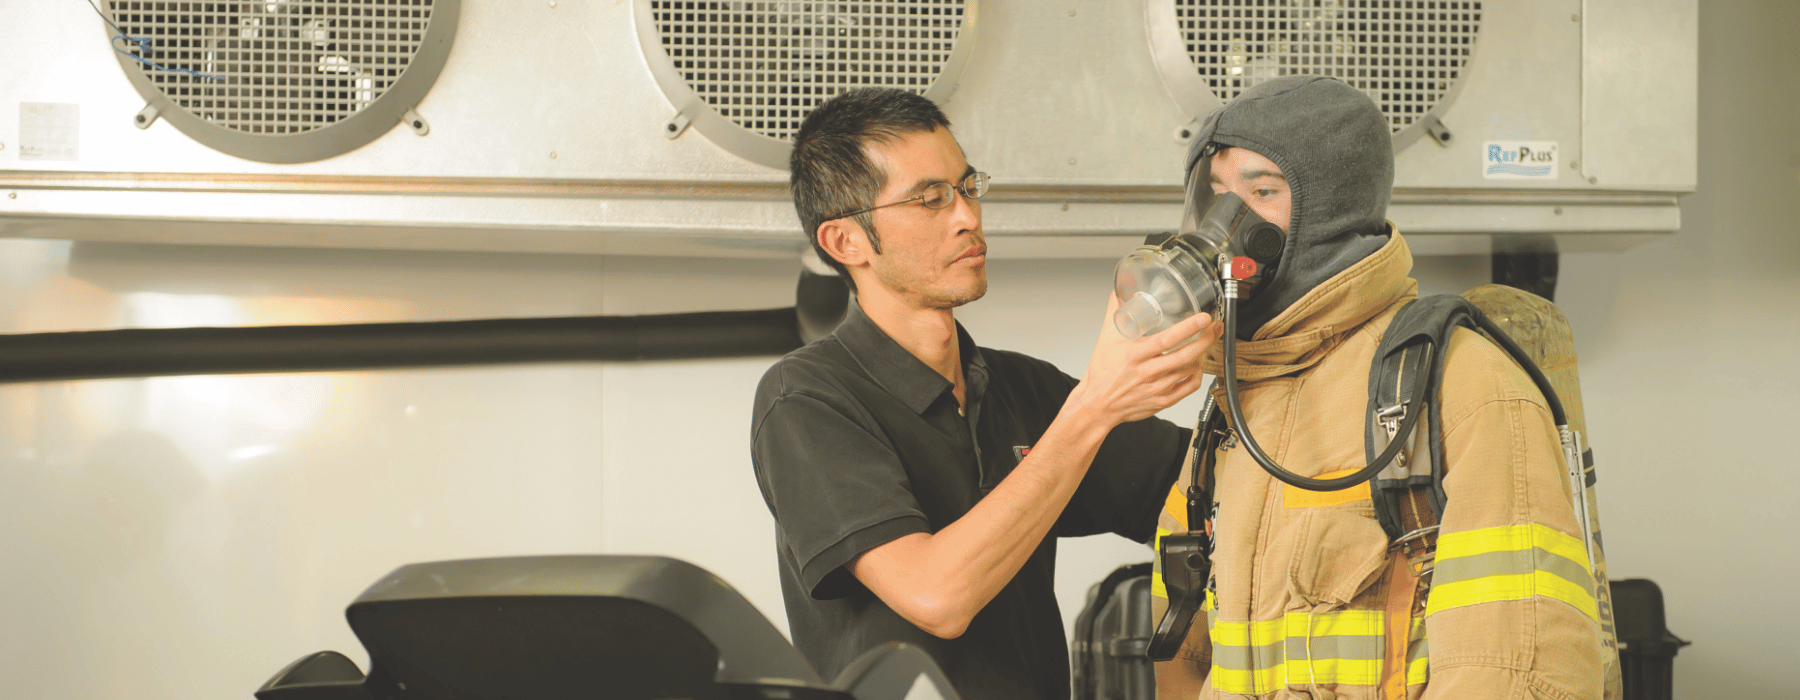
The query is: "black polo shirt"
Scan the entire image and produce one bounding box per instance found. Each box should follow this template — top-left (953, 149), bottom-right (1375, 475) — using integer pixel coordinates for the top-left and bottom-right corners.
top-left (750, 303), bottom-right (1189, 700)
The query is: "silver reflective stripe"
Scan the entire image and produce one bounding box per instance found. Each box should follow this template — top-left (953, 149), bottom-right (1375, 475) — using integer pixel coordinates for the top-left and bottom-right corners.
top-left (1286, 634), bottom-right (1384, 662)
top-left (1211, 638), bottom-right (1284, 671)
top-left (1432, 546), bottom-right (1594, 590)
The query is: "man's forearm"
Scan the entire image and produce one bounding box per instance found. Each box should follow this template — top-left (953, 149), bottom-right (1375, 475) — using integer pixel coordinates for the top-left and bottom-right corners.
top-left (855, 308), bottom-right (1212, 637)
top-left (853, 399), bottom-right (1116, 638)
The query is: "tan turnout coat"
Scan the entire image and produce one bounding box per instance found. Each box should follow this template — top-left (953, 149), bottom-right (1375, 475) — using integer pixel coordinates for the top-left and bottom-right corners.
top-left (1152, 231), bottom-right (1604, 700)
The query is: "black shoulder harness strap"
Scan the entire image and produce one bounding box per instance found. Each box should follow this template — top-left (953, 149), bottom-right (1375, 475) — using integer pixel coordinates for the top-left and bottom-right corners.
top-left (1365, 295), bottom-right (1489, 542)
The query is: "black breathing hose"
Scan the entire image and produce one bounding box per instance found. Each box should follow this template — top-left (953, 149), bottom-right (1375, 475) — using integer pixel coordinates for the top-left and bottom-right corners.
top-left (1219, 291), bottom-right (1432, 492)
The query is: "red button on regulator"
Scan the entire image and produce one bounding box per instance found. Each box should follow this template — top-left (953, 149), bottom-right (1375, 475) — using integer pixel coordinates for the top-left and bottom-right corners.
top-left (1230, 256), bottom-right (1258, 280)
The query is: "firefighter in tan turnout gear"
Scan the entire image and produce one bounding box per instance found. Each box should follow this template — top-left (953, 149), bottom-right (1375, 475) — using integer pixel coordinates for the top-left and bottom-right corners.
top-left (1146, 77), bottom-right (1607, 699)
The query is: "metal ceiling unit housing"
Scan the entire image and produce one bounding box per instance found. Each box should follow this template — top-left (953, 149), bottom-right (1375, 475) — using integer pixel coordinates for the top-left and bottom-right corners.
top-left (637, 0), bottom-right (981, 169)
top-left (0, 1), bottom-right (1694, 257)
top-left (102, 0), bottom-right (460, 164)
top-left (1151, 0), bottom-right (1481, 151)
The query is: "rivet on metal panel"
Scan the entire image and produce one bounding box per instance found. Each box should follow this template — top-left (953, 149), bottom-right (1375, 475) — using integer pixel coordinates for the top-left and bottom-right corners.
top-left (1571, 14), bottom-right (1580, 22)
top-left (665, 111), bottom-right (693, 140)
top-left (402, 108), bottom-right (430, 136)
top-left (1554, 207), bottom-right (1564, 215)
top-left (0, 142), bottom-right (6, 151)
top-left (1571, 161), bottom-right (1579, 169)
top-left (1588, 177), bottom-right (1598, 184)
top-left (550, 151), bottom-right (559, 160)
top-left (1068, 158), bottom-right (1077, 166)
top-left (134, 102), bottom-right (162, 130)
top-left (7, 193), bottom-right (16, 200)
top-left (1061, 203), bottom-right (1070, 212)
top-left (1068, 9), bottom-right (1076, 16)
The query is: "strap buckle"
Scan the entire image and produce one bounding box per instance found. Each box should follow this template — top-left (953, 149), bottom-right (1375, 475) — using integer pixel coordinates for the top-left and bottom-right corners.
top-left (1375, 404), bottom-right (1409, 474)
top-left (1389, 524), bottom-right (1440, 577)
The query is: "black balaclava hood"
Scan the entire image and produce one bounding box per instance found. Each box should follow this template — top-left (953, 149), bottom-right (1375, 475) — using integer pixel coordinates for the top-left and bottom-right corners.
top-left (1187, 76), bottom-right (1395, 341)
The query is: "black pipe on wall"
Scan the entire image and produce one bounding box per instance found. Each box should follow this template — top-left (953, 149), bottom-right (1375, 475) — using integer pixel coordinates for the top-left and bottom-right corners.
top-left (1491, 236), bottom-right (1560, 302)
top-left (0, 309), bottom-right (804, 385)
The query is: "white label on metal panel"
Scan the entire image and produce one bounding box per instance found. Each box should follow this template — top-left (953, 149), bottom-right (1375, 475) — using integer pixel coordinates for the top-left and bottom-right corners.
top-left (1483, 141), bottom-right (1559, 180)
top-left (19, 103), bottom-right (80, 161)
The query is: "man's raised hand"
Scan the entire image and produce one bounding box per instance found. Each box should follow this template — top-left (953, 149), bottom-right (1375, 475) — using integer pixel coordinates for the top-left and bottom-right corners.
top-left (1072, 294), bottom-right (1222, 427)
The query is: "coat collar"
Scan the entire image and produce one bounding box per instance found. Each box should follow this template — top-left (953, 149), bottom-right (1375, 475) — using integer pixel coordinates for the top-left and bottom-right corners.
top-left (1201, 226), bottom-right (1418, 380)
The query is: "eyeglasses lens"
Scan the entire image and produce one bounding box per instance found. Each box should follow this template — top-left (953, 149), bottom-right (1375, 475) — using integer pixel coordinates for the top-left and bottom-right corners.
top-left (965, 173), bottom-right (989, 199)
top-left (920, 173), bottom-right (989, 210)
top-left (919, 183), bottom-right (954, 209)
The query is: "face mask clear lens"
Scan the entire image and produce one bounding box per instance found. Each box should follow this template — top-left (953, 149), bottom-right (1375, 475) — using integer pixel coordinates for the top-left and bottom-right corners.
top-left (1111, 177), bottom-right (1284, 339)
top-left (1113, 242), bottom-right (1220, 340)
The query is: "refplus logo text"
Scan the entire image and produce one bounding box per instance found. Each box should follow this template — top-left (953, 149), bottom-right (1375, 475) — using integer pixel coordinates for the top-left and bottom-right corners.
top-left (1483, 141), bottom-right (1559, 180)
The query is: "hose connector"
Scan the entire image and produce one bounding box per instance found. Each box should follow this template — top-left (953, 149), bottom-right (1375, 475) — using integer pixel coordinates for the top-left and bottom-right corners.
top-left (1219, 253), bottom-right (1239, 300)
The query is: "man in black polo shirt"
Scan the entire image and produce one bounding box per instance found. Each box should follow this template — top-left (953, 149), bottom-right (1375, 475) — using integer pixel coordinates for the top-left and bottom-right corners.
top-left (750, 88), bottom-right (1221, 700)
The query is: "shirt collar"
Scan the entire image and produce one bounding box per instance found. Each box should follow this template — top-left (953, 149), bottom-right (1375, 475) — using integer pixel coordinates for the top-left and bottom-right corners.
top-left (835, 301), bottom-right (989, 416)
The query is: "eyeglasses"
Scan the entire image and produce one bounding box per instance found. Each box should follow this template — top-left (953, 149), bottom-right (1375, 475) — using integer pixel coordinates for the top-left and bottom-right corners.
top-left (830, 171), bottom-right (990, 221)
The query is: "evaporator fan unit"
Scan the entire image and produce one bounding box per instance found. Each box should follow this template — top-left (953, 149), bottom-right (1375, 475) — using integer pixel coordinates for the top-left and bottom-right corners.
top-left (636, 0), bottom-right (980, 170)
top-left (101, 0), bottom-right (461, 164)
top-left (1149, 0), bottom-right (1482, 151)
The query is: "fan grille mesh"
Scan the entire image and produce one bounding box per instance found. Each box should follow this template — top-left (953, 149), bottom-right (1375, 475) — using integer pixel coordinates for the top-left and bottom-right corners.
top-left (651, 1), bottom-right (967, 141)
top-left (107, 0), bottom-right (434, 135)
top-left (1176, 0), bottom-right (1481, 132)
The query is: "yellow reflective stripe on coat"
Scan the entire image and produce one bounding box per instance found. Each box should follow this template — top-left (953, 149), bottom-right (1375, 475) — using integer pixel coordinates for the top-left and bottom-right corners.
top-left (1165, 486), bottom-right (1189, 530)
top-left (1427, 523), bottom-right (1599, 620)
top-left (1207, 609), bottom-right (1392, 694)
top-left (1407, 613), bottom-right (1429, 686)
top-left (1153, 479), bottom-right (1186, 600)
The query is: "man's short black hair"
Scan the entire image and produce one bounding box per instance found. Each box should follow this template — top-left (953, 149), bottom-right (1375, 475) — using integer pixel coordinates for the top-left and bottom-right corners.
top-left (789, 88), bottom-right (952, 287)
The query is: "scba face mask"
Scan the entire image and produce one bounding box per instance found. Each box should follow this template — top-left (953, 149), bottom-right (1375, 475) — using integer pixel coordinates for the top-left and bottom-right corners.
top-left (1111, 176), bottom-right (1286, 340)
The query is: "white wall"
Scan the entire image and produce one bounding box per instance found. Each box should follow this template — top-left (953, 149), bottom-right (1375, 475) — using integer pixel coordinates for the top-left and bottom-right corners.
top-left (1, 4), bottom-right (1791, 700)
top-left (0, 236), bottom-right (1491, 700)
top-left (0, 243), bottom-right (800, 700)
top-left (1552, 3), bottom-right (1800, 697)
